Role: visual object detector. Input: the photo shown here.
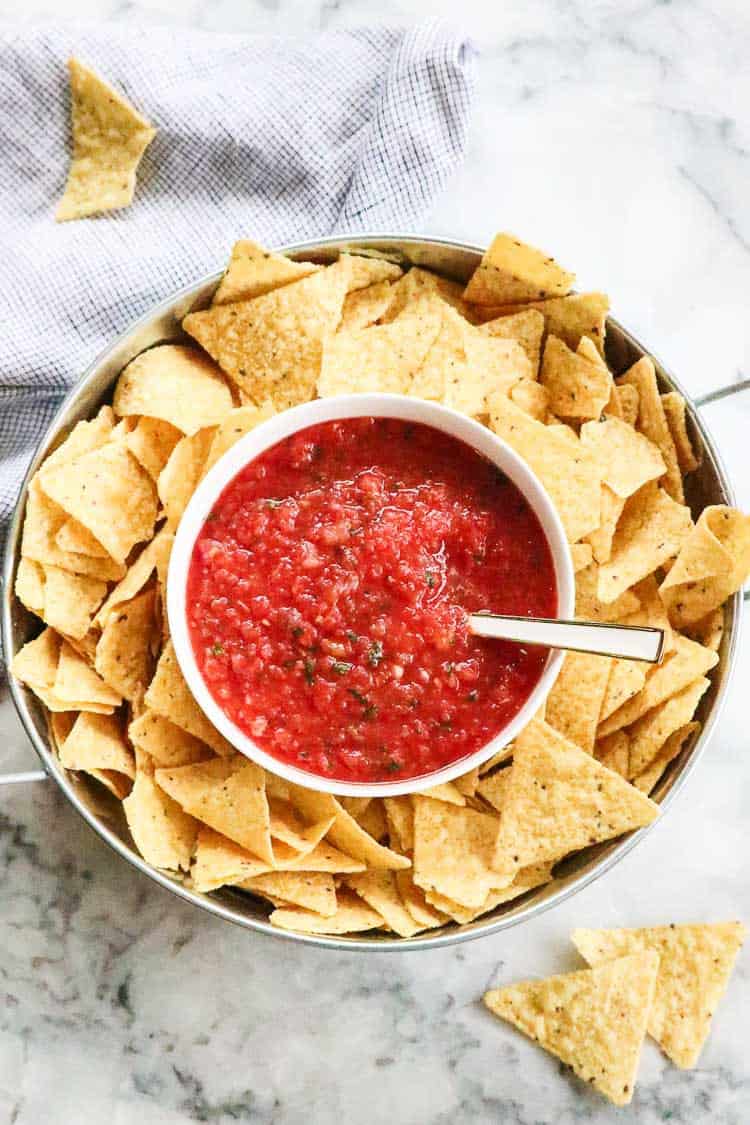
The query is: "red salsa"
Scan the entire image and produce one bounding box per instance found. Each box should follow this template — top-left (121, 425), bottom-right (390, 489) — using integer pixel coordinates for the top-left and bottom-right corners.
top-left (187, 418), bottom-right (557, 783)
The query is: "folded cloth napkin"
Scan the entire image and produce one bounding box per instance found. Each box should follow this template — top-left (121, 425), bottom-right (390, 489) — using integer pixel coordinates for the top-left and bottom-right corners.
top-left (0, 20), bottom-right (476, 553)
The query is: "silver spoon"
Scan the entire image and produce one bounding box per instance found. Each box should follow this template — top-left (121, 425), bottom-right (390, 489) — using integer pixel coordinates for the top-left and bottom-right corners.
top-left (468, 613), bottom-right (665, 663)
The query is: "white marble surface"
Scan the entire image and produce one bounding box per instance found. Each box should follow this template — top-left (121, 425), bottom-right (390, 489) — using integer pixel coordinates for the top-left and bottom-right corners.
top-left (1, 1), bottom-right (750, 1122)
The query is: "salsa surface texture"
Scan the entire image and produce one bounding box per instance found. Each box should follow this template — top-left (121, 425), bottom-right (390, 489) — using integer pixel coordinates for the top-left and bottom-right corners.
top-left (187, 417), bottom-right (557, 783)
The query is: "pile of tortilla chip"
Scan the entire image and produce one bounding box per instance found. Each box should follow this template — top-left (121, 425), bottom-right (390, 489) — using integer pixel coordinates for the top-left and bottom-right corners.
top-left (483, 919), bottom-right (746, 1104)
top-left (11, 233), bottom-right (750, 937)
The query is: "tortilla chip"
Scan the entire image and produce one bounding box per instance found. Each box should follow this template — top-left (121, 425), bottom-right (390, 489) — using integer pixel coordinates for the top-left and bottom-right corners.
top-left (339, 281), bottom-right (395, 332)
top-left (613, 383), bottom-right (639, 426)
top-left (319, 291), bottom-right (443, 398)
top-left (463, 233), bottom-right (575, 305)
top-left (56, 58), bottom-right (156, 222)
top-left (475, 292), bottom-right (609, 355)
top-left (342, 253), bottom-right (403, 292)
top-left (420, 782), bottom-right (466, 806)
top-left (445, 332), bottom-right (531, 417)
top-left (509, 378), bottom-right (548, 420)
top-left (540, 336), bottom-right (612, 421)
top-left (155, 756), bottom-right (272, 862)
top-left (394, 870), bottom-right (447, 928)
top-left (380, 268), bottom-right (472, 323)
top-left (39, 409), bottom-right (115, 479)
top-left (489, 395), bottom-right (601, 543)
top-left (453, 766), bottom-right (480, 798)
top-left (626, 677), bottom-right (710, 778)
top-left (58, 711), bottom-right (134, 777)
top-left (275, 840), bottom-right (366, 874)
top-left (268, 798), bottom-right (335, 859)
top-left (384, 796), bottom-right (414, 854)
top-left (580, 416), bottom-right (666, 499)
top-left (427, 862), bottom-right (553, 924)
top-left (55, 517), bottom-right (108, 558)
top-left (595, 730), bottom-right (630, 778)
top-left (21, 481), bottom-right (126, 581)
top-left (683, 607), bottom-right (724, 653)
top-left (201, 402), bottom-right (277, 474)
top-left (620, 357), bottom-right (683, 502)
top-left (353, 799), bottom-right (387, 841)
top-left (14, 558), bottom-right (46, 615)
top-left (659, 506), bottom-right (750, 626)
top-left (346, 870), bottom-right (425, 936)
top-left (11, 628), bottom-right (62, 691)
top-left (128, 709), bottom-right (213, 769)
top-left (123, 754), bottom-right (197, 872)
top-left (545, 652), bottom-right (612, 753)
top-left (114, 345), bottom-right (232, 436)
top-left (284, 785), bottom-right (410, 870)
top-left (242, 871), bottom-right (337, 917)
top-left (413, 797), bottom-right (500, 908)
top-left (190, 825), bottom-right (270, 892)
top-left (572, 922), bottom-right (747, 1070)
top-left (40, 565), bottom-right (107, 641)
top-left (339, 796), bottom-right (371, 819)
top-left (586, 486), bottom-right (624, 564)
top-left (597, 485), bottom-right (693, 604)
top-left (54, 640), bottom-right (122, 709)
top-left (94, 587), bottom-right (156, 702)
top-left (570, 542), bottom-right (593, 573)
top-left (476, 768), bottom-right (512, 812)
top-left (212, 240), bottom-right (319, 305)
top-left (661, 391), bottom-right (700, 474)
top-left (484, 952), bottom-right (659, 1105)
top-left (478, 308), bottom-right (545, 374)
top-left (599, 659), bottom-right (647, 723)
top-left (492, 718), bottom-right (659, 883)
top-left (144, 639), bottom-right (234, 756)
top-left (575, 562), bottom-right (640, 622)
top-left (94, 527), bottom-right (172, 628)
top-left (269, 891), bottom-right (383, 935)
top-left (632, 722), bottom-right (698, 794)
top-left (124, 416), bottom-right (182, 481)
top-left (617, 574), bottom-right (674, 651)
top-left (39, 442), bottom-right (157, 565)
top-left (158, 427), bottom-right (215, 528)
top-left (598, 636), bottom-right (717, 736)
top-left (183, 259), bottom-right (351, 409)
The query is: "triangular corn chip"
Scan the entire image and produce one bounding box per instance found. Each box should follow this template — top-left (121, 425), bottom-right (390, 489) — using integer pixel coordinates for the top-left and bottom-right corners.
top-left (659, 506), bottom-right (750, 627)
top-left (484, 952), bottom-right (659, 1105)
top-left (184, 259), bottom-right (351, 409)
top-left (572, 922), bottom-right (746, 1069)
top-left (269, 891), bottom-right (383, 935)
top-left (580, 416), bottom-right (666, 499)
top-left (492, 718), bottom-right (659, 882)
top-left (284, 784), bottom-right (410, 871)
top-left (464, 233), bottom-right (574, 305)
top-left (241, 871), bottom-right (337, 917)
top-left (597, 485), bottom-right (693, 604)
top-left (155, 756), bottom-right (273, 862)
top-left (114, 345), bottom-right (232, 435)
top-left (540, 335), bottom-right (612, 421)
top-left (56, 58), bottom-right (156, 222)
top-left (123, 753), bottom-right (197, 871)
top-left (545, 651), bottom-right (612, 753)
top-left (94, 587), bottom-right (156, 702)
top-left (413, 797), bottom-right (500, 908)
top-left (620, 357), bottom-right (683, 502)
top-left (212, 240), bottom-right (318, 305)
top-left (626, 677), bottom-right (710, 778)
top-left (58, 712), bottom-right (135, 778)
top-left (144, 639), bottom-right (234, 756)
top-left (478, 308), bottom-right (545, 374)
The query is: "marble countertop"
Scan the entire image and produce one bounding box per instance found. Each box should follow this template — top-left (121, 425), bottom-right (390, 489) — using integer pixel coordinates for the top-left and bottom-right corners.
top-left (1, 1), bottom-right (749, 1122)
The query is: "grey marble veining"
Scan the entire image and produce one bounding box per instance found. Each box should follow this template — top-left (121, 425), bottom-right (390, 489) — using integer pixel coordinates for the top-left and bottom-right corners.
top-left (1, 1), bottom-right (749, 1122)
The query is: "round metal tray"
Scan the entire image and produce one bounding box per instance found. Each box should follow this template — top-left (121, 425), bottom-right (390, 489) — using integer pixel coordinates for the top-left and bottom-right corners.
top-left (1, 234), bottom-right (742, 950)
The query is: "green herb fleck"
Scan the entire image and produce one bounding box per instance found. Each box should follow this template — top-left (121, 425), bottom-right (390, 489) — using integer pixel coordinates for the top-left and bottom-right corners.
top-left (386, 759), bottom-right (402, 773)
top-left (439, 719), bottom-right (453, 730)
top-left (210, 643), bottom-right (224, 656)
top-left (367, 640), bottom-right (384, 667)
top-left (346, 630), bottom-right (359, 644)
top-left (426, 571), bottom-right (437, 589)
top-left (266, 498), bottom-right (284, 509)
top-left (466, 690), bottom-right (479, 703)
top-left (291, 626), bottom-right (304, 639)
top-left (331, 661), bottom-right (353, 676)
top-left (303, 658), bottom-right (315, 685)
top-left (444, 662), bottom-right (455, 675)
top-left (363, 704), bottom-right (378, 721)
top-left (348, 688), bottom-right (368, 705)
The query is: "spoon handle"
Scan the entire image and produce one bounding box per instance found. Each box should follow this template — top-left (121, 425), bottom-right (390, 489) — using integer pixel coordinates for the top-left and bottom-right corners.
top-left (468, 614), bottom-right (665, 664)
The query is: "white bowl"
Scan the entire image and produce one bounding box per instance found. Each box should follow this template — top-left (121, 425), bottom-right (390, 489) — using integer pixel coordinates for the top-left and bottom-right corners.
top-left (168, 393), bottom-right (575, 797)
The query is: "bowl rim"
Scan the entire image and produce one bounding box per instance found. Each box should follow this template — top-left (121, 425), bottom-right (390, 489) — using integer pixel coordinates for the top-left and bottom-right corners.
top-left (167, 391), bottom-right (575, 797)
top-left (1, 231), bottom-right (742, 951)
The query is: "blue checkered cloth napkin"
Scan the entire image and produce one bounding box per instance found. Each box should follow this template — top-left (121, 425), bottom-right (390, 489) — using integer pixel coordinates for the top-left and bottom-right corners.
top-left (0, 20), bottom-right (476, 552)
